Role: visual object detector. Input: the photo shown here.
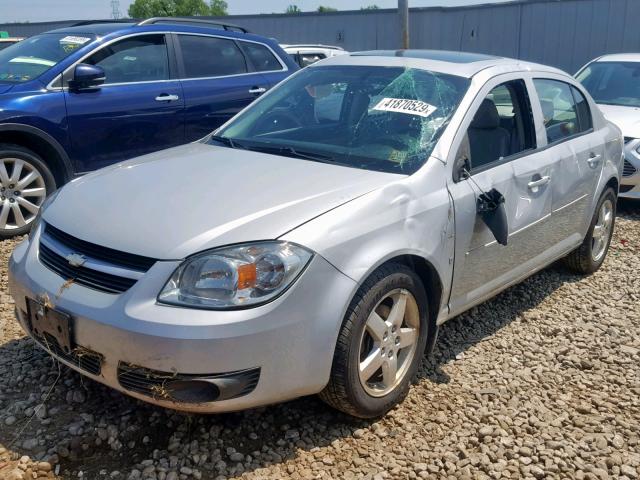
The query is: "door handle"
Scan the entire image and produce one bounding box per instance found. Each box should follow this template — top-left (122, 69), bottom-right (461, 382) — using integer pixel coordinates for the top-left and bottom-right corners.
top-left (155, 94), bottom-right (179, 102)
top-left (527, 175), bottom-right (551, 189)
top-left (249, 87), bottom-right (267, 94)
top-left (587, 153), bottom-right (602, 167)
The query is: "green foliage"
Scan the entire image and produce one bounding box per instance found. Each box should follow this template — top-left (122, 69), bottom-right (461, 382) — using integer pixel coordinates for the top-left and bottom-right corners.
top-left (361, 4), bottom-right (379, 9)
top-left (128, 0), bottom-right (228, 18)
top-left (286, 5), bottom-right (302, 13)
top-left (317, 6), bottom-right (337, 12)
top-left (209, 0), bottom-right (228, 16)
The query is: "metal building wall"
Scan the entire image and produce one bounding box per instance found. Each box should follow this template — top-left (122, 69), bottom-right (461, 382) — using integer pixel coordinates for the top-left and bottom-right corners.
top-left (1, 0), bottom-right (640, 73)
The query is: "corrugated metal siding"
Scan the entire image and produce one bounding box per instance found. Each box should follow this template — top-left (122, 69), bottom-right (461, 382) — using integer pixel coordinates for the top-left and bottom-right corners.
top-left (1, 0), bottom-right (640, 73)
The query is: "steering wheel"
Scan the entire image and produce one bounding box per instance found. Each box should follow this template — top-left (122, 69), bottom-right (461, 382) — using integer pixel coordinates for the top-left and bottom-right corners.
top-left (253, 108), bottom-right (302, 134)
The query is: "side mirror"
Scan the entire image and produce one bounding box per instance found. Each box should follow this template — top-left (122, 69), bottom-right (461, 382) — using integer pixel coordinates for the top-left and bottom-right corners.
top-left (69, 64), bottom-right (105, 91)
top-left (453, 154), bottom-right (471, 182)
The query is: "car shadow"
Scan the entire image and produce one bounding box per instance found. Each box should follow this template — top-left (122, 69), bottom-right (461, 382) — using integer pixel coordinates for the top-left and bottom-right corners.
top-left (0, 256), bottom-right (592, 479)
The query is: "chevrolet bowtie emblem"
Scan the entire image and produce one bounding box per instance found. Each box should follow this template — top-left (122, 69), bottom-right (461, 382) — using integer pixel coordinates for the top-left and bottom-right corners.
top-left (65, 253), bottom-right (87, 268)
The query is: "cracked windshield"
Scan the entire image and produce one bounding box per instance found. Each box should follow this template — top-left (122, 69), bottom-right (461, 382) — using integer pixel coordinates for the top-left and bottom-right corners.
top-left (215, 65), bottom-right (469, 174)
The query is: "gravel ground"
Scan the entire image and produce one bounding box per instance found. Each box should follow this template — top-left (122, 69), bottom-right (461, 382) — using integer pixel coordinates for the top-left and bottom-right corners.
top-left (0, 202), bottom-right (638, 480)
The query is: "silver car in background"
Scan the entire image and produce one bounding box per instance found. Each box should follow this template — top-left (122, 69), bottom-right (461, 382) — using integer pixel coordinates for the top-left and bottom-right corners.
top-left (9, 50), bottom-right (622, 418)
top-left (577, 53), bottom-right (640, 199)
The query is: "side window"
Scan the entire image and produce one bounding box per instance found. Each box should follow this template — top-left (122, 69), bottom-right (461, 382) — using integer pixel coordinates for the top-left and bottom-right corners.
top-left (464, 79), bottom-right (535, 170)
top-left (239, 42), bottom-right (282, 72)
top-left (85, 34), bottom-right (169, 84)
top-left (313, 82), bottom-right (347, 122)
top-left (571, 86), bottom-right (593, 132)
top-left (533, 79), bottom-right (580, 143)
top-left (178, 35), bottom-right (246, 78)
top-left (301, 53), bottom-right (326, 67)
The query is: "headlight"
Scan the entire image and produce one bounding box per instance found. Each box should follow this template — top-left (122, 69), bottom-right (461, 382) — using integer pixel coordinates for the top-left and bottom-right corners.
top-left (29, 188), bottom-right (60, 238)
top-left (158, 242), bottom-right (313, 309)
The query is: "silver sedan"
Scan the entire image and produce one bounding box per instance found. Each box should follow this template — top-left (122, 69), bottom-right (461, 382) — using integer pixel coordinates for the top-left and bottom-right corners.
top-left (8, 50), bottom-right (622, 418)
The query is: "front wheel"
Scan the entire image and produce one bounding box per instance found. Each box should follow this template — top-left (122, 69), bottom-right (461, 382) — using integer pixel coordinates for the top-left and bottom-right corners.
top-left (0, 144), bottom-right (56, 238)
top-left (563, 187), bottom-right (616, 274)
top-left (319, 264), bottom-right (428, 418)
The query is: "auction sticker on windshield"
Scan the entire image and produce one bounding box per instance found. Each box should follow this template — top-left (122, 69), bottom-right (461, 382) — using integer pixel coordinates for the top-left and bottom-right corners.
top-left (372, 98), bottom-right (437, 117)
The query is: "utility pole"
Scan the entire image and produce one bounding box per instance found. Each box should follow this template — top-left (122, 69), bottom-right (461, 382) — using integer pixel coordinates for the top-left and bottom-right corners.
top-left (111, 0), bottom-right (122, 20)
top-left (399, 0), bottom-right (409, 49)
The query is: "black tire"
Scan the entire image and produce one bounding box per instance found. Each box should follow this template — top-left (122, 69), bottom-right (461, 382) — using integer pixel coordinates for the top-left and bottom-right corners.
top-left (563, 187), bottom-right (616, 274)
top-left (319, 263), bottom-right (429, 418)
top-left (0, 144), bottom-right (56, 239)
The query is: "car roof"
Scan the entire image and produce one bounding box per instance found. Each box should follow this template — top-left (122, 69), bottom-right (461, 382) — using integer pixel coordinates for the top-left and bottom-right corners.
top-left (594, 53), bottom-right (640, 63)
top-left (47, 22), bottom-right (136, 36)
top-left (320, 49), bottom-right (566, 78)
top-left (44, 20), bottom-right (275, 46)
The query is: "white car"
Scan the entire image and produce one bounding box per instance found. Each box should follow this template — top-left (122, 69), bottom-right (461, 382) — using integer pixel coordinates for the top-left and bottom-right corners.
top-left (282, 44), bottom-right (348, 67)
top-left (577, 54), bottom-right (640, 199)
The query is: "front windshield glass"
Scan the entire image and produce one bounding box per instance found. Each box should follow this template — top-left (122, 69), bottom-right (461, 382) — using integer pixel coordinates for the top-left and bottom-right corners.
top-left (214, 65), bottom-right (470, 174)
top-left (0, 33), bottom-right (94, 83)
top-left (577, 61), bottom-right (640, 107)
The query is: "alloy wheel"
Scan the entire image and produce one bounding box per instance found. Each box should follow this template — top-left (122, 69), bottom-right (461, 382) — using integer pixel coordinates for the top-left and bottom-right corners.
top-left (0, 158), bottom-right (47, 232)
top-left (357, 288), bottom-right (420, 397)
top-left (591, 199), bottom-right (613, 262)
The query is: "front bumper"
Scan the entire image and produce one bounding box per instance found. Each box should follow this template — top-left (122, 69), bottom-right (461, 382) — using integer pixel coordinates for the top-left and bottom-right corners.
top-left (621, 138), bottom-right (640, 199)
top-left (8, 231), bottom-right (357, 413)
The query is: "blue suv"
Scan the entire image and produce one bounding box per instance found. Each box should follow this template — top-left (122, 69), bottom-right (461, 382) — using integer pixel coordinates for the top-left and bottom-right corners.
top-left (0, 18), bottom-right (297, 237)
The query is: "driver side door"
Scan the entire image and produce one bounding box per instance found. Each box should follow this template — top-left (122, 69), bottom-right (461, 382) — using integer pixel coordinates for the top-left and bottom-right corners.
top-left (447, 75), bottom-right (556, 316)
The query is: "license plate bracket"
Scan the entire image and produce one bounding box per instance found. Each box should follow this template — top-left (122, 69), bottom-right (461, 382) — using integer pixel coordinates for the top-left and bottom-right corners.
top-left (26, 298), bottom-right (73, 353)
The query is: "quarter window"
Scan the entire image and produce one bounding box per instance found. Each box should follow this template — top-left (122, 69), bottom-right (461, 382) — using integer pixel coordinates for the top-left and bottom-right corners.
top-left (464, 80), bottom-right (535, 170)
top-left (239, 42), bottom-right (281, 72)
top-left (533, 79), bottom-right (580, 143)
top-left (85, 34), bottom-right (169, 84)
top-left (571, 86), bottom-right (593, 132)
top-left (178, 35), bottom-right (247, 78)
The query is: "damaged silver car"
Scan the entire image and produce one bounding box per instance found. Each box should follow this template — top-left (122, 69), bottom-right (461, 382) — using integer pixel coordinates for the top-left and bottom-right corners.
top-left (8, 50), bottom-right (622, 418)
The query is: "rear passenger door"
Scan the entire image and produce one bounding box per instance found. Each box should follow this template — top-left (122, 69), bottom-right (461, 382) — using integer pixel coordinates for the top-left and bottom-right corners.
top-left (175, 34), bottom-right (271, 141)
top-left (448, 76), bottom-right (557, 316)
top-left (532, 78), bottom-right (603, 243)
top-left (238, 40), bottom-right (290, 88)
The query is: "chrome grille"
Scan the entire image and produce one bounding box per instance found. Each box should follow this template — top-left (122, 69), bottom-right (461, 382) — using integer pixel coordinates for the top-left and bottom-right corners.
top-left (38, 223), bottom-right (156, 294)
top-left (623, 159), bottom-right (637, 177)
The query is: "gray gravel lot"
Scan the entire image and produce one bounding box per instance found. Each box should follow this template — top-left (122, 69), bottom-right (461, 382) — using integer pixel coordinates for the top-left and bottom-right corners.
top-left (0, 203), bottom-right (639, 480)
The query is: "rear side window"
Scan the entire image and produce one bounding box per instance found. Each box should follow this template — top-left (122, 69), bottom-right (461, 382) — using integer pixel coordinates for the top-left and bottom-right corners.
top-left (571, 86), bottom-right (593, 132)
top-left (178, 35), bottom-right (247, 78)
top-left (239, 42), bottom-right (282, 72)
top-left (533, 79), bottom-right (580, 143)
top-left (85, 34), bottom-right (169, 84)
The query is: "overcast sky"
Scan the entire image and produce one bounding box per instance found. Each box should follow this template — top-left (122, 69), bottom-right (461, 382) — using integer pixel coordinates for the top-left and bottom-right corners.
top-left (1, 0), bottom-right (512, 23)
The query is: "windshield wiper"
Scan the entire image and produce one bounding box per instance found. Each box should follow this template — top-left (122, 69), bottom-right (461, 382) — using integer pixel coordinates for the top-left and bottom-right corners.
top-left (209, 135), bottom-right (247, 150)
top-left (245, 144), bottom-right (336, 163)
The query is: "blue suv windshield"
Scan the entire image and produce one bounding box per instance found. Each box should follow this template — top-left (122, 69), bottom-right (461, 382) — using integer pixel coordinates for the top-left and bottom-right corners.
top-left (214, 65), bottom-right (470, 174)
top-left (0, 33), bottom-right (95, 83)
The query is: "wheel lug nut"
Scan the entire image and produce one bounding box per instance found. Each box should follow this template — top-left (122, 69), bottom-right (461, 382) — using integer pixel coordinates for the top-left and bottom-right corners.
top-left (395, 337), bottom-right (400, 345)
top-left (8, 184), bottom-right (14, 189)
top-left (388, 351), bottom-right (393, 358)
top-left (9, 198), bottom-right (14, 203)
top-left (391, 326), bottom-right (397, 333)
top-left (13, 191), bottom-right (19, 196)
top-left (0, 196), bottom-right (4, 201)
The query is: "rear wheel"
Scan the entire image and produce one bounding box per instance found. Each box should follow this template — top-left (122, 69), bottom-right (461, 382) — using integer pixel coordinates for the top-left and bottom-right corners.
top-left (0, 144), bottom-right (55, 238)
top-left (563, 187), bottom-right (616, 274)
top-left (320, 264), bottom-right (428, 418)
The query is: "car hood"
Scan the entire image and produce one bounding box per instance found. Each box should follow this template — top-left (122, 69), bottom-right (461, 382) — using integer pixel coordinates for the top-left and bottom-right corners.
top-left (44, 143), bottom-right (402, 259)
top-left (597, 104), bottom-right (640, 138)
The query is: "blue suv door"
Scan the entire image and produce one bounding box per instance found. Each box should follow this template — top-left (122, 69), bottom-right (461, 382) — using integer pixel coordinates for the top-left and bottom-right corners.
top-left (63, 33), bottom-right (185, 171)
top-left (174, 33), bottom-right (276, 141)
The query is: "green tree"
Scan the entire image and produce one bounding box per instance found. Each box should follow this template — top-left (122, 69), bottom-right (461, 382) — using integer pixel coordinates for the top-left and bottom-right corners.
top-left (317, 6), bottom-right (337, 12)
top-left (209, 0), bottom-right (228, 16)
top-left (361, 4), bottom-right (379, 9)
top-left (286, 5), bottom-right (302, 13)
top-left (128, 0), bottom-right (226, 18)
